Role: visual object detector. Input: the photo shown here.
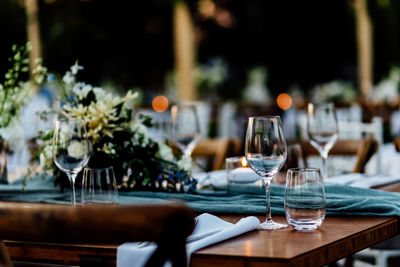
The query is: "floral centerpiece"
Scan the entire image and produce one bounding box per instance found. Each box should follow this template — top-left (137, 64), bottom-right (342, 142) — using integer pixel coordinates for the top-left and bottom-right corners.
top-left (310, 80), bottom-right (356, 105)
top-left (0, 43), bottom-right (46, 180)
top-left (37, 63), bottom-right (196, 192)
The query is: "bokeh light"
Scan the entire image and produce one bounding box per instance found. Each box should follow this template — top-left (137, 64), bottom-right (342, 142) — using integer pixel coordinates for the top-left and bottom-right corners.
top-left (152, 95), bottom-right (169, 112)
top-left (198, 0), bottom-right (216, 19)
top-left (277, 93), bottom-right (293, 110)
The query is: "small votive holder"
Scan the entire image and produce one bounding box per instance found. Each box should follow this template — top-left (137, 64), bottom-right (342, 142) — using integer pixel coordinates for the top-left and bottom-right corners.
top-left (284, 168), bottom-right (326, 231)
top-left (226, 156), bottom-right (263, 195)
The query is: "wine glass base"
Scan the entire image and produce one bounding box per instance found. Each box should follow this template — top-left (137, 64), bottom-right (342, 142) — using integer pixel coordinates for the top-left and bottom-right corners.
top-left (257, 220), bottom-right (288, 230)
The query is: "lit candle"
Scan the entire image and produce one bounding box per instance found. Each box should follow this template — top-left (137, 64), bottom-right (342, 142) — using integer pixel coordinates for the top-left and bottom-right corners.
top-left (229, 157), bottom-right (260, 183)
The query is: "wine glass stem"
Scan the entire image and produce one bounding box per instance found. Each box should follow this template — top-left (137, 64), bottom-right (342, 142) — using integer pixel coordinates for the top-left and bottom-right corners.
top-left (263, 178), bottom-right (273, 224)
top-left (321, 154), bottom-right (328, 181)
top-left (68, 173), bottom-right (78, 207)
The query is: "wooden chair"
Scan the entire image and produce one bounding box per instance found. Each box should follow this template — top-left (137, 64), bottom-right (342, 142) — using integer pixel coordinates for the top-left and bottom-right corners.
top-left (394, 136), bottom-right (400, 152)
top-left (0, 202), bottom-right (195, 267)
top-left (298, 137), bottom-right (379, 173)
top-left (192, 138), bottom-right (242, 171)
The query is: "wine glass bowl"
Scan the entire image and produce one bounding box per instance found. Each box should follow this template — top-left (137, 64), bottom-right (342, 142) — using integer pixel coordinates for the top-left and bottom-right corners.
top-left (170, 103), bottom-right (201, 156)
top-left (245, 116), bottom-right (287, 230)
top-left (53, 119), bottom-right (90, 206)
top-left (307, 103), bottom-right (338, 180)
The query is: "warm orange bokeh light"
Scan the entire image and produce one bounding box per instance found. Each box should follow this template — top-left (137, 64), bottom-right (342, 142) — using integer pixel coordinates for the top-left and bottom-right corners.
top-left (198, 0), bottom-right (216, 19)
top-left (277, 93), bottom-right (293, 110)
top-left (241, 156), bottom-right (248, 167)
top-left (152, 95), bottom-right (169, 112)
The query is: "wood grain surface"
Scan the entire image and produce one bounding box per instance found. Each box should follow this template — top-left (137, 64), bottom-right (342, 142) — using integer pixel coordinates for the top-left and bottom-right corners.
top-left (191, 215), bottom-right (399, 267)
top-left (4, 215), bottom-right (398, 267)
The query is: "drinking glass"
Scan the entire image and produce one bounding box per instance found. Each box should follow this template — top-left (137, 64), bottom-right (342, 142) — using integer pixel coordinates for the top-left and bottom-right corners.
top-left (307, 103), bottom-right (338, 180)
top-left (245, 116), bottom-right (287, 230)
top-left (285, 168), bottom-right (326, 231)
top-left (170, 103), bottom-right (201, 156)
top-left (81, 167), bottom-right (119, 205)
top-left (53, 119), bottom-right (90, 206)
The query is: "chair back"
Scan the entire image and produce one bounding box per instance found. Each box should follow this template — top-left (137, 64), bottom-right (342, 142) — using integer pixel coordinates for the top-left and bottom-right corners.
top-left (0, 202), bottom-right (195, 267)
top-left (394, 136), bottom-right (400, 152)
top-left (299, 137), bottom-right (379, 173)
top-left (192, 138), bottom-right (241, 170)
top-left (296, 110), bottom-right (383, 173)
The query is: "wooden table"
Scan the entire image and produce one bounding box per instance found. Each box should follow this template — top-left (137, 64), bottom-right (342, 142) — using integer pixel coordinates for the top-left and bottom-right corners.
top-left (5, 215), bottom-right (399, 267)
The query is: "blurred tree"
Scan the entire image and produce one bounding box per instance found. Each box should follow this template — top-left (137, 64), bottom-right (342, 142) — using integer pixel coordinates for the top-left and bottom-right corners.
top-left (194, 0), bottom-right (357, 96)
top-left (2, 0), bottom-right (400, 102)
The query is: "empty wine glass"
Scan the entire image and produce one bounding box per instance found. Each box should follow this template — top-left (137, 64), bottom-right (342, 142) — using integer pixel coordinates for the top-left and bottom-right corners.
top-left (307, 103), bottom-right (338, 181)
top-left (245, 116), bottom-right (287, 230)
top-left (170, 103), bottom-right (201, 156)
top-left (53, 119), bottom-right (91, 206)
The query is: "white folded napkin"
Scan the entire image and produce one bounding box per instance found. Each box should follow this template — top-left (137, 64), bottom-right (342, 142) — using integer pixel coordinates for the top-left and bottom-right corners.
top-left (328, 173), bottom-right (400, 188)
top-left (194, 170), bottom-right (227, 190)
top-left (350, 175), bottom-right (400, 188)
top-left (328, 173), bottom-right (364, 185)
top-left (117, 213), bottom-right (260, 267)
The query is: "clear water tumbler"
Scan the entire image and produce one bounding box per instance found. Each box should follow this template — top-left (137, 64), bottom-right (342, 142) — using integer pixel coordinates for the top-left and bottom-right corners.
top-left (284, 168), bottom-right (326, 231)
top-left (81, 167), bottom-right (119, 205)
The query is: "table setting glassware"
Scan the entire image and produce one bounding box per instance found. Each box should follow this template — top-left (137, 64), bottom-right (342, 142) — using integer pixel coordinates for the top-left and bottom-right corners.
top-left (170, 103), bottom-right (201, 157)
top-left (81, 166), bottom-right (119, 205)
top-left (245, 116), bottom-right (287, 230)
top-left (307, 102), bottom-right (338, 180)
top-left (52, 118), bottom-right (91, 206)
top-left (285, 167), bottom-right (326, 231)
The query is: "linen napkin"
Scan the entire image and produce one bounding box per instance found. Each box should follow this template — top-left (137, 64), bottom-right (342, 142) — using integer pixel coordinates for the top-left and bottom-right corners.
top-left (328, 173), bottom-right (400, 188)
top-left (349, 174), bottom-right (400, 188)
top-left (194, 170), bottom-right (227, 190)
top-left (117, 213), bottom-right (260, 267)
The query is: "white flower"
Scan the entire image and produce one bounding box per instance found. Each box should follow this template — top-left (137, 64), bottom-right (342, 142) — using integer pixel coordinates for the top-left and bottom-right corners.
top-left (130, 122), bottom-right (149, 138)
top-left (177, 155), bottom-right (192, 172)
top-left (93, 87), bottom-right (106, 101)
top-left (157, 142), bottom-right (175, 162)
top-left (70, 63), bottom-right (84, 75)
top-left (130, 122), bottom-right (151, 147)
top-left (67, 140), bottom-right (86, 159)
top-left (73, 83), bottom-right (92, 100)
top-left (63, 71), bottom-right (75, 84)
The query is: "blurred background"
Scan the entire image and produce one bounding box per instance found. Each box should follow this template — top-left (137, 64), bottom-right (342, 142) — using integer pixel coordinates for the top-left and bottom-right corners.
top-left (2, 0), bottom-right (400, 145)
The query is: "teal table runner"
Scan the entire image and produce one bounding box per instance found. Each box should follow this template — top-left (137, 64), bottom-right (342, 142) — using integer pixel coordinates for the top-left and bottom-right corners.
top-left (1, 177), bottom-right (400, 217)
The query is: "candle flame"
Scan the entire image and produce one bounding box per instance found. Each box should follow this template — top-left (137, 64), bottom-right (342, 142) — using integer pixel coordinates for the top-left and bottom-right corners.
top-left (241, 156), bottom-right (247, 167)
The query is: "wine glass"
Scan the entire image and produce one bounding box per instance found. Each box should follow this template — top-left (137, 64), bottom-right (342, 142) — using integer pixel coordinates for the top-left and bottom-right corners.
top-left (170, 103), bottom-right (201, 156)
top-left (307, 103), bottom-right (338, 181)
top-left (53, 119), bottom-right (90, 206)
top-left (245, 116), bottom-right (287, 230)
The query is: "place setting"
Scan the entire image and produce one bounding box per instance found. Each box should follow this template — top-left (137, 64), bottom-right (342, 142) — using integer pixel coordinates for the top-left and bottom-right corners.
top-left (3, 1), bottom-right (400, 266)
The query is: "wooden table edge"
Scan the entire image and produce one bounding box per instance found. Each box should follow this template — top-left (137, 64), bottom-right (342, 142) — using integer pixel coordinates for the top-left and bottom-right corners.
top-left (190, 216), bottom-right (399, 267)
top-left (3, 216), bottom-right (399, 267)
top-left (4, 241), bottom-right (118, 265)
